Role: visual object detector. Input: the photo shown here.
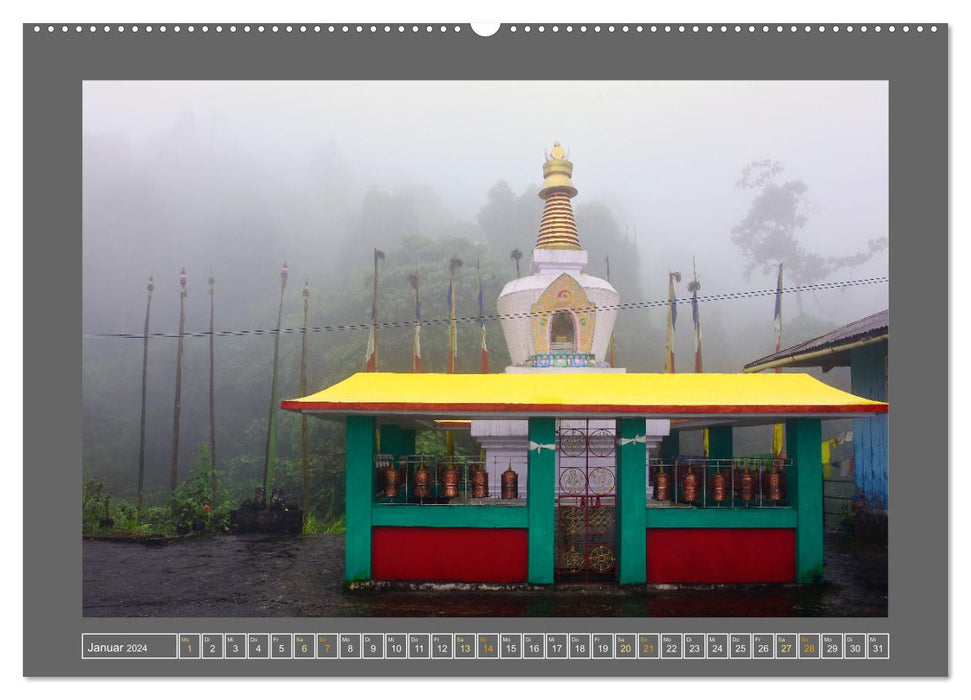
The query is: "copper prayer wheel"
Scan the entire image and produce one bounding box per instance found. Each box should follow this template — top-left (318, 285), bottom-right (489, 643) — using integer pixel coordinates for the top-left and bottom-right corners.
top-left (711, 469), bottom-right (728, 503)
top-left (471, 467), bottom-right (489, 499)
top-left (767, 468), bottom-right (783, 503)
top-left (739, 468), bottom-right (755, 502)
top-left (413, 462), bottom-right (430, 500)
top-left (442, 463), bottom-right (460, 499)
top-left (682, 467), bottom-right (699, 503)
top-left (384, 463), bottom-right (401, 498)
top-left (654, 468), bottom-right (671, 501)
top-left (501, 464), bottom-right (519, 499)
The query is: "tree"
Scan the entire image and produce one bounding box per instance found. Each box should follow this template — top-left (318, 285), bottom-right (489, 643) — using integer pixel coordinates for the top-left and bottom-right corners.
top-left (476, 181), bottom-right (543, 258)
top-left (731, 160), bottom-right (887, 304)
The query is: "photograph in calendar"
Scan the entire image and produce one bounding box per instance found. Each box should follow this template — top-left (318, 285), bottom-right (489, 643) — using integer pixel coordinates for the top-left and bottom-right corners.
top-left (81, 80), bottom-right (888, 617)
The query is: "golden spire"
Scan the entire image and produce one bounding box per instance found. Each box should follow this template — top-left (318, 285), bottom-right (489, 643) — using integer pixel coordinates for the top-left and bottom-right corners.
top-left (536, 141), bottom-right (581, 250)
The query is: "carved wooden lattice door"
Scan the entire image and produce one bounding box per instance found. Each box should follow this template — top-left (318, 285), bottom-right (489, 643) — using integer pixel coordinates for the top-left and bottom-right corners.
top-left (554, 422), bottom-right (618, 582)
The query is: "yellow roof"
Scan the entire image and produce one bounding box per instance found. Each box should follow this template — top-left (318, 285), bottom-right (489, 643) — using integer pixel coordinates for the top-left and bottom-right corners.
top-left (282, 372), bottom-right (887, 420)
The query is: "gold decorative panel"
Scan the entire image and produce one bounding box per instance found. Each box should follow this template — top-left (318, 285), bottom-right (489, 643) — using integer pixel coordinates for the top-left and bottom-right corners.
top-left (530, 273), bottom-right (596, 355)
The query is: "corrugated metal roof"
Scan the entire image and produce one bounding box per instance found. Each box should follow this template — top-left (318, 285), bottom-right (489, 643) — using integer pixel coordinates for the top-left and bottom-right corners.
top-left (743, 309), bottom-right (888, 372)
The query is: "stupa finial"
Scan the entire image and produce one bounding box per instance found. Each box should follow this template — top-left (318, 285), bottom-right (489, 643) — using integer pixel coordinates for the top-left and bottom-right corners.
top-left (536, 141), bottom-right (581, 250)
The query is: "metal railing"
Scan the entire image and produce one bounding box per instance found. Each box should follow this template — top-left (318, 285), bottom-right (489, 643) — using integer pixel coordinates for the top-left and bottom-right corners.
top-left (374, 454), bottom-right (528, 506)
top-left (647, 457), bottom-right (793, 509)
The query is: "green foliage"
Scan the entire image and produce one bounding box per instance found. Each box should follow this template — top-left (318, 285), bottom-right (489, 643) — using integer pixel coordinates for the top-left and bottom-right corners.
top-left (477, 181), bottom-right (543, 259)
top-left (167, 444), bottom-right (232, 531)
top-left (320, 515), bottom-right (346, 534)
top-left (314, 232), bottom-right (513, 376)
top-left (81, 477), bottom-right (110, 533)
top-left (82, 477), bottom-right (146, 533)
top-left (415, 430), bottom-right (446, 456)
top-left (114, 500), bottom-right (139, 530)
top-left (303, 513), bottom-right (345, 534)
top-left (82, 177), bottom-right (654, 525)
top-left (139, 506), bottom-right (171, 533)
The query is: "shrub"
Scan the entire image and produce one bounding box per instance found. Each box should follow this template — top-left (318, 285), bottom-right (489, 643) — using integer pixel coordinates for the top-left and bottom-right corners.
top-left (114, 500), bottom-right (139, 531)
top-left (82, 477), bottom-right (110, 533)
top-left (168, 444), bottom-right (233, 532)
top-left (302, 513), bottom-right (345, 534)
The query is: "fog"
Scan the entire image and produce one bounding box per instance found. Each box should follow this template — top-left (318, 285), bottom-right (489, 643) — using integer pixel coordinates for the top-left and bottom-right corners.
top-left (82, 81), bottom-right (888, 503)
top-left (84, 80), bottom-right (887, 328)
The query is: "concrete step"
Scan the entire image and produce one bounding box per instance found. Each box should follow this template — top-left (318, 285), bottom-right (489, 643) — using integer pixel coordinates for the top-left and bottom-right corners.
top-left (824, 479), bottom-right (857, 499)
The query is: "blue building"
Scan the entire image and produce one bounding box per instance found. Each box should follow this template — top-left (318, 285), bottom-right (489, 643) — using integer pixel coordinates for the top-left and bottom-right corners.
top-left (743, 310), bottom-right (889, 534)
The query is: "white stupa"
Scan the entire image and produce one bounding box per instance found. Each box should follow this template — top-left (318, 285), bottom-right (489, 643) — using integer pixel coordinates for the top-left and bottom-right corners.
top-left (472, 143), bottom-right (669, 490)
top-left (496, 141), bottom-right (623, 373)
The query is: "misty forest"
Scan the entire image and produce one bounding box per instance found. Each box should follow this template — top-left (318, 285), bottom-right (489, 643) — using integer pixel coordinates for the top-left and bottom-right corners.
top-left (81, 82), bottom-right (889, 536)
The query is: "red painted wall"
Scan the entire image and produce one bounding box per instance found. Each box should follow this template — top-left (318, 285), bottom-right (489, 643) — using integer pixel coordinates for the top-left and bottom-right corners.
top-left (647, 528), bottom-right (796, 583)
top-left (372, 527), bottom-right (528, 582)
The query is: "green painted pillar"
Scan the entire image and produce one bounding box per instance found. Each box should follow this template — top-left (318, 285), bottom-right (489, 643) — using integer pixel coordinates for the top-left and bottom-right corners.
top-left (616, 418), bottom-right (647, 584)
top-left (399, 429), bottom-right (416, 455)
top-left (527, 417), bottom-right (556, 584)
top-left (655, 431), bottom-right (679, 509)
top-left (706, 426), bottom-right (733, 507)
top-left (659, 431), bottom-right (680, 459)
top-left (378, 424), bottom-right (399, 454)
top-left (375, 424), bottom-right (415, 504)
top-left (787, 418), bottom-right (823, 583)
top-left (378, 424), bottom-right (415, 457)
top-left (345, 415), bottom-right (376, 581)
top-left (707, 426), bottom-right (733, 459)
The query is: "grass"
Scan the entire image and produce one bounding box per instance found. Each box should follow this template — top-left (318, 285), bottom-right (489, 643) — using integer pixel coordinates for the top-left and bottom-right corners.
top-left (303, 514), bottom-right (345, 535)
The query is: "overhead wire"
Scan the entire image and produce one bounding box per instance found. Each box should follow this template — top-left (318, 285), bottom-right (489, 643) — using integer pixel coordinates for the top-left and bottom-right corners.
top-left (82, 275), bottom-right (888, 341)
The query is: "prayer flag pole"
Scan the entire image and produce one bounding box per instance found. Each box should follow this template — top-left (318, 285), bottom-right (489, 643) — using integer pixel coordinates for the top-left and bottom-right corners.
top-left (605, 257), bottom-right (617, 368)
top-left (447, 256), bottom-right (463, 373)
top-left (510, 248), bottom-right (522, 279)
top-left (365, 249), bottom-right (385, 371)
top-left (208, 271), bottom-right (217, 498)
top-left (408, 272), bottom-right (422, 372)
top-left (772, 262), bottom-right (785, 457)
top-left (664, 271), bottom-right (681, 373)
top-left (136, 275), bottom-right (154, 512)
top-left (262, 262), bottom-right (288, 498)
top-left (300, 279), bottom-right (310, 517)
top-left (477, 258), bottom-right (488, 373)
top-left (688, 258), bottom-right (707, 456)
top-left (169, 269), bottom-right (188, 493)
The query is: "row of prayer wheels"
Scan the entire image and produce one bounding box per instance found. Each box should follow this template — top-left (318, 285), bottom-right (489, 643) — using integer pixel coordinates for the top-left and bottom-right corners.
top-left (383, 461), bottom-right (519, 500)
top-left (652, 465), bottom-right (786, 504)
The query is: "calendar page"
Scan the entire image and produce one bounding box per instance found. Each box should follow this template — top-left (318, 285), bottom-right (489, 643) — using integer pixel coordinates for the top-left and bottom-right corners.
top-left (23, 20), bottom-right (945, 678)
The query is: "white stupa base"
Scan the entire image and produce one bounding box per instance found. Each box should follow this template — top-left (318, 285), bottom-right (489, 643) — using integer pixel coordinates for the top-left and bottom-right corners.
top-left (529, 247), bottom-right (588, 276)
top-left (505, 366), bottom-right (628, 374)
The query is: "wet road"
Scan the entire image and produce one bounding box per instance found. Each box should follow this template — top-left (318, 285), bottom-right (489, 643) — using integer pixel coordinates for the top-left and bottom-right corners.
top-left (83, 533), bottom-right (887, 617)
